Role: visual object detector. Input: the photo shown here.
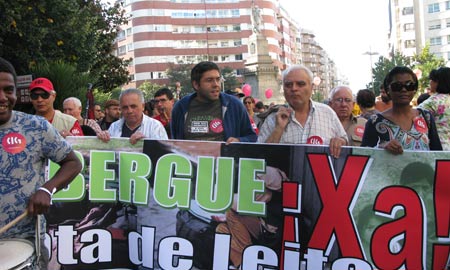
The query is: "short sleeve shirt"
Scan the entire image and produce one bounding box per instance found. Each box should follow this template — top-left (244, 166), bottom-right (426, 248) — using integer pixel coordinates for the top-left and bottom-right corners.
top-left (0, 111), bottom-right (72, 239)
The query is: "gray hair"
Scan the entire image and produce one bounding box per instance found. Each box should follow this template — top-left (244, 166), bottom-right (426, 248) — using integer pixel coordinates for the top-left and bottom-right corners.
top-left (282, 65), bottom-right (313, 84)
top-left (120, 88), bottom-right (145, 103)
top-left (328, 85), bottom-right (353, 100)
top-left (63, 97), bottom-right (82, 108)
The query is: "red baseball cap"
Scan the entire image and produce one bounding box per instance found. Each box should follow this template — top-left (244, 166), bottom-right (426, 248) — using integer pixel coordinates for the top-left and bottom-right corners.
top-left (29, 77), bottom-right (55, 93)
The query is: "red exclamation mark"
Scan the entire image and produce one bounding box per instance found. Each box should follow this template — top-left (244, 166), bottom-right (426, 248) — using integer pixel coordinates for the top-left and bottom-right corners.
top-left (432, 160), bottom-right (450, 270)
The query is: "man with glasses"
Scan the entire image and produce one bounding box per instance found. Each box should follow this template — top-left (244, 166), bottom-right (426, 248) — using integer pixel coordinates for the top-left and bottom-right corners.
top-left (29, 77), bottom-right (84, 137)
top-left (257, 65), bottom-right (347, 158)
top-left (328, 86), bottom-right (367, 146)
top-left (171, 61), bottom-right (257, 142)
top-left (153, 87), bottom-right (175, 137)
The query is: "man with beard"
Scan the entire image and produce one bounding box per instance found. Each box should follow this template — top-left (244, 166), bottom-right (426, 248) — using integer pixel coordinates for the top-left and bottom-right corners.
top-left (171, 61), bottom-right (256, 142)
top-left (375, 82), bottom-right (392, 112)
top-left (97, 99), bottom-right (121, 131)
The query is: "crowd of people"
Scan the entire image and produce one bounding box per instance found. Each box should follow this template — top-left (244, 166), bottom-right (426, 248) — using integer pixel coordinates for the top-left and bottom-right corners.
top-left (1, 56), bottom-right (449, 268)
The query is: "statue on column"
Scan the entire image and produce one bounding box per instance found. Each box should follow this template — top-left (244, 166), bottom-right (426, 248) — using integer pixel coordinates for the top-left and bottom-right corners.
top-left (251, 4), bottom-right (262, 34)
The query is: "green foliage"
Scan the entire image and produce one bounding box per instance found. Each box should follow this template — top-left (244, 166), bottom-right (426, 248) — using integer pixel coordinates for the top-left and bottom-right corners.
top-left (412, 44), bottom-right (446, 93)
top-left (0, 0), bottom-right (130, 92)
top-left (93, 87), bottom-right (122, 107)
top-left (370, 51), bottom-right (412, 95)
top-left (221, 67), bottom-right (240, 91)
top-left (138, 81), bottom-right (166, 101)
top-left (31, 61), bottom-right (92, 111)
top-left (369, 46), bottom-right (445, 95)
top-left (166, 62), bottom-right (195, 98)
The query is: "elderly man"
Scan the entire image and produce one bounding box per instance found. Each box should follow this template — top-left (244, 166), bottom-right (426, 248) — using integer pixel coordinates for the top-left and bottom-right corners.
top-left (257, 64), bottom-right (347, 158)
top-left (97, 88), bottom-right (168, 144)
top-left (63, 97), bottom-right (102, 135)
top-left (0, 57), bottom-right (82, 268)
top-left (328, 86), bottom-right (367, 146)
top-left (29, 77), bottom-right (83, 137)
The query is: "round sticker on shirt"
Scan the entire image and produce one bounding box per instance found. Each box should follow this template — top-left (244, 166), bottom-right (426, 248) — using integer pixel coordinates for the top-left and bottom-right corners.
top-left (210, 118), bottom-right (224, 133)
top-left (307, 135), bottom-right (324, 145)
top-left (2, 133), bottom-right (26, 154)
top-left (414, 117), bottom-right (428, 133)
top-left (354, 126), bottom-right (365, 137)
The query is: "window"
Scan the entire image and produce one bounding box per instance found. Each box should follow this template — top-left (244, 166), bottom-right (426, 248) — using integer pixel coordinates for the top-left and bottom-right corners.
top-left (430, 37), bottom-right (442, 45)
top-left (232, 24), bottom-right (241, 31)
top-left (428, 3), bottom-right (440, 13)
top-left (429, 21), bottom-right (441, 30)
top-left (404, 23), bottom-right (414, 31)
top-left (235, 54), bottom-right (243, 60)
top-left (127, 43), bottom-right (134, 51)
top-left (118, 45), bottom-right (126, 55)
top-left (447, 1), bottom-right (450, 10)
top-left (126, 28), bottom-right (132, 36)
top-left (402, 7), bottom-right (413, 15)
top-left (117, 30), bottom-right (126, 41)
top-left (405, 40), bottom-right (416, 48)
top-left (233, 40), bottom-right (242, 46)
top-left (448, 35), bottom-right (450, 44)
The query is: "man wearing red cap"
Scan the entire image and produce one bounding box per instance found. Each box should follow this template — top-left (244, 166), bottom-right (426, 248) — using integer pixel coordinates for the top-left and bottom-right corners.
top-left (29, 77), bottom-right (84, 137)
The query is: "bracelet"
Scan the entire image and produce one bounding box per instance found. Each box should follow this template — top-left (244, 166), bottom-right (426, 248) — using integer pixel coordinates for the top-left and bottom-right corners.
top-left (38, 187), bottom-right (57, 204)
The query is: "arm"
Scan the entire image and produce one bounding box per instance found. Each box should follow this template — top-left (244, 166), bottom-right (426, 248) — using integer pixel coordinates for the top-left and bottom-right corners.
top-left (28, 151), bottom-right (82, 215)
top-left (257, 107), bottom-right (291, 143)
top-left (361, 118), bottom-right (379, 147)
top-left (426, 111), bottom-right (443, 150)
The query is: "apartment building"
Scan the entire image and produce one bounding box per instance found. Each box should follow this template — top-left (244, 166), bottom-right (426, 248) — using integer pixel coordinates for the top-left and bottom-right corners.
top-left (115, 0), bottom-right (337, 102)
top-left (389, 0), bottom-right (450, 64)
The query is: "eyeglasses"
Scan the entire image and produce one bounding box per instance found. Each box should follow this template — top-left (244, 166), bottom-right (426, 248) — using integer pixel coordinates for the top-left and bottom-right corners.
top-left (389, 81), bottom-right (417, 92)
top-left (154, 98), bottom-right (168, 104)
top-left (30, 92), bottom-right (51, 100)
top-left (333, 97), bottom-right (353, 104)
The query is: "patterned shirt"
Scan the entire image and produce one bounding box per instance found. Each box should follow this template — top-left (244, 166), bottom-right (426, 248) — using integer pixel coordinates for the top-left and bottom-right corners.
top-left (361, 109), bottom-right (442, 151)
top-left (418, 93), bottom-right (450, 150)
top-left (0, 111), bottom-right (72, 240)
top-left (257, 101), bottom-right (348, 145)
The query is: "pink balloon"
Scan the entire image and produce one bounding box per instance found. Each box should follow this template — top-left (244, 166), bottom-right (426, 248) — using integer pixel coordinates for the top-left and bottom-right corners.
top-left (242, 84), bottom-right (252, 96)
top-left (265, 88), bottom-right (273, 99)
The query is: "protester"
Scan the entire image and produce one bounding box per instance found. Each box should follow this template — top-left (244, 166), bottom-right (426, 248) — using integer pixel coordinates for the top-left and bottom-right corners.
top-left (243, 96), bottom-right (259, 135)
top-left (361, 66), bottom-right (442, 153)
top-left (356, 89), bottom-right (379, 119)
top-left (0, 57), bottom-right (82, 268)
top-left (257, 64), bottom-right (347, 158)
top-left (97, 99), bottom-right (120, 131)
top-left (418, 67), bottom-right (450, 150)
top-left (153, 87), bottom-right (175, 137)
top-left (428, 69), bottom-right (438, 94)
top-left (96, 88), bottom-right (168, 144)
top-left (29, 77), bottom-right (84, 137)
top-left (375, 82), bottom-right (392, 112)
top-left (255, 101), bottom-right (266, 113)
top-left (94, 103), bottom-right (104, 121)
top-left (171, 61), bottom-right (257, 142)
top-left (328, 86), bottom-right (367, 146)
top-left (63, 97), bottom-right (102, 135)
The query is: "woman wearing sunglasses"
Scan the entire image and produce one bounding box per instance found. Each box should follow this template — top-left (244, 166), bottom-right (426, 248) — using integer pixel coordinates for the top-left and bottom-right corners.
top-left (417, 67), bottom-right (450, 150)
top-left (361, 66), bottom-right (442, 154)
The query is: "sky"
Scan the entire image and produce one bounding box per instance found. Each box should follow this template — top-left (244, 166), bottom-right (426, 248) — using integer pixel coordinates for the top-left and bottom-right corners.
top-left (279, 0), bottom-right (390, 92)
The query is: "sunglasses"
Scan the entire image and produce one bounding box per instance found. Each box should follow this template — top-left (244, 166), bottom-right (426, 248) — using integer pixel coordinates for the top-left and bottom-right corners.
top-left (389, 81), bottom-right (417, 92)
top-left (30, 91), bottom-right (51, 100)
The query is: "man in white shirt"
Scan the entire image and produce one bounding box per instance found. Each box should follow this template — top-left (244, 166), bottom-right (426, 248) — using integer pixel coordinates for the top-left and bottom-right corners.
top-left (257, 64), bottom-right (348, 158)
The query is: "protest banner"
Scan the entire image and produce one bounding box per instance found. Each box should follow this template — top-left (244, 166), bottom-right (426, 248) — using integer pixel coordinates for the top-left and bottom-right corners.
top-left (44, 137), bottom-right (449, 269)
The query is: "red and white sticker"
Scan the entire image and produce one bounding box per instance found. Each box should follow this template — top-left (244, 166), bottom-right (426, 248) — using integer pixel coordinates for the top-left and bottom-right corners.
top-left (414, 118), bottom-right (428, 133)
top-left (307, 135), bottom-right (324, 145)
top-left (2, 133), bottom-right (26, 154)
top-left (209, 118), bottom-right (224, 133)
top-left (354, 126), bottom-right (365, 137)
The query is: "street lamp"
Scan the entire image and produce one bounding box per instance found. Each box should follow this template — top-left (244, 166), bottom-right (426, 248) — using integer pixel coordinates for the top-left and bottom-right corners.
top-left (363, 48), bottom-right (379, 92)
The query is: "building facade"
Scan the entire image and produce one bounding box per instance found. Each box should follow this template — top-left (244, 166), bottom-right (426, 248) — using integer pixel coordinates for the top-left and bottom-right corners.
top-left (115, 0), bottom-right (337, 102)
top-left (389, 0), bottom-right (450, 64)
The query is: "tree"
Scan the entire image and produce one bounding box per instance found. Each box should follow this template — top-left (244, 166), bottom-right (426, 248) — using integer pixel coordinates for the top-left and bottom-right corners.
top-left (139, 81), bottom-right (165, 101)
top-left (31, 61), bottom-right (92, 111)
top-left (412, 44), bottom-right (446, 92)
top-left (166, 62), bottom-right (195, 98)
top-left (370, 51), bottom-right (412, 95)
top-left (0, 0), bottom-right (130, 92)
top-left (221, 67), bottom-right (240, 91)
